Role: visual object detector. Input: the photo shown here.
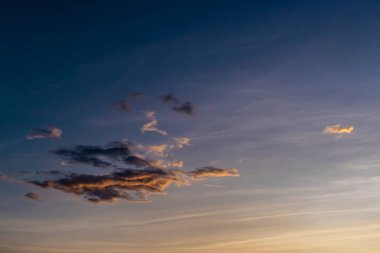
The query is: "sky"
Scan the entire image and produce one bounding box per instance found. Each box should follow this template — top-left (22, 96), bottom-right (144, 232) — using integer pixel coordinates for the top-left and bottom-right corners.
top-left (1, 0), bottom-right (380, 252)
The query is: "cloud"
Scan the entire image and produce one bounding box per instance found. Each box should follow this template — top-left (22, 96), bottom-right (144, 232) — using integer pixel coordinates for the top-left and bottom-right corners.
top-left (146, 144), bottom-right (169, 157)
top-left (161, 93), bottom-right (178, 103)
top-left (189, 167), bottom-right (240, 180)
top-left (141, 111), bottom-right (168, 136)
top-left (150, 159), bottom-right (184, 169)
top-left (323, 124), bottom-right (354, 137)
top-left (25, 192), bottom-right (41, 201)
top-left (51, 137), bottom-right (193, 173)
top-left (173, 137), bottom-right (191, 148)
top-left (50, 141), bottom-right (159, 169)
top-left (30, 166), bottom-right (238, 203)
top-left (160, 93), bottom-right (196, 116)
top-left (172, 101), bottom-right (196, 116)
top-left (26, 127), bottom-right (62, 140)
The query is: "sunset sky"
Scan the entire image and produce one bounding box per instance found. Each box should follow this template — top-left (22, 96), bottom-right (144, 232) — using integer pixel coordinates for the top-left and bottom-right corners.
top-left (2, 1), bottom-right (380, 252)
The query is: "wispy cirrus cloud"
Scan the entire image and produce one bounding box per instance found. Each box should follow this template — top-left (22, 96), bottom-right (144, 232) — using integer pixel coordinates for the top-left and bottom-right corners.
top-left (30, 166), bottom-right (238, 203)
top-left (141, 111), bottom-right (168, 136)
top-left (25, 192), bottom-right (41, 201)
top-left (26, 127), bottom-right (62, 140)
top-left (323, 124), bottom-right (354, 137)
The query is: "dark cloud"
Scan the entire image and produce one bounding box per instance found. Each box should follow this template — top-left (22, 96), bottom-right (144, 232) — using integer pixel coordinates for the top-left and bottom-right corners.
top-left (160, 93), bottom-right (178, 103)
top-left (30, 166), bottom-right (238, 203)
top-left (26, 127), bottom-right (62, 140)
top-left (160, 94), bottom-right (196, 116)
top-left (50, 142), bottom-right (158, 169)
top-left (25, 192), bottom-right (41, 201)
top-left (172, 101), bottom-right (196, 116)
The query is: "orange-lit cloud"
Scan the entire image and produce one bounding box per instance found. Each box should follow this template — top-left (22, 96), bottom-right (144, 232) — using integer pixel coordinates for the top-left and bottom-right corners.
top-left (30, 166), bottom-right (238, 203)
top-left (146, 144), bottom-right (169, 157)
top-left (323, 124), bottom-right (354, 137)
top-left (173, 137), bottom-right (190, 148)
top-left (26, 127), bottom-right (62, 140)
top-left (190, 167), bottom-right (240, 180)
top-left (151, 159), bottom-right (184, 169)
top-left (141, 111), bottom-right (168, 136)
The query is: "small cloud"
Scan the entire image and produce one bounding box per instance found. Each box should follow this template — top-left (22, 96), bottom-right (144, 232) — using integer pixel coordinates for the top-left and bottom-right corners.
top-left (173, 137), bottom-right (190, 148)
top-left (172, 101), bottom-right (196, 116)
top-left (189, 167), bottom-right (239, 180)
top-left (160, 93), bottom-right (178, 103)
top-left (26, 127), bottom-right (62, 140)
top-left (323, 124), bottom-right (354, 137)
top-left (141, 111), bottom-right (168, 136)
top-left (160, 93), bottom-right (196, 116)
top-left (25, 192), bottom-right (41, 201)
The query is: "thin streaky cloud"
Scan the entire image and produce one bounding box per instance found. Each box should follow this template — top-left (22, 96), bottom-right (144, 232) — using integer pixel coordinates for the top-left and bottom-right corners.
top-left (26, 127), bottom-right (62, 140)
top-left (25, 192), bottom-right (41, 201)
top-left (323, 124), bottom-right (354, 137)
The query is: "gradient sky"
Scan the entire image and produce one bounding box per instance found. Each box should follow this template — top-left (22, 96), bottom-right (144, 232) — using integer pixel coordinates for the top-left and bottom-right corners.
top-left (2, 1), bottom-right (380, 252)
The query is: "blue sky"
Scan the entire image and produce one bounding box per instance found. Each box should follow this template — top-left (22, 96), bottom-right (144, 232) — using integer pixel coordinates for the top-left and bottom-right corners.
top-left (2, 1), bottom-right (380, 252)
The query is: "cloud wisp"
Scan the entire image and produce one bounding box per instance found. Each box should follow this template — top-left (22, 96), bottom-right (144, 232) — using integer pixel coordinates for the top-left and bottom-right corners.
top-left (141, 111), bottom-right (168, 136)
top-left (26, 127), bottom-right (62, 140)
top-left (160, 93), bottom-right (196, 116)
top-left (323, 124), bottom-right (354, 138)
top-left (25, 192), bottom-right (41, 201)
top-left (29, 166), bottom-right (239, 203)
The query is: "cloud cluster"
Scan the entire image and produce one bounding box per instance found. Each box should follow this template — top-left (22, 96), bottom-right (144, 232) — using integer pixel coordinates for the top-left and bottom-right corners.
top-left (30, 166), bottom-right (239, 203)
top-left (161, 93), bottom-right (196, 116)
top-left (17, 92), bottom-right (240, 204)
top-left (323, 124), bottom-right (354, 137)
top-left (141, 111), bottom-right (168, 136)
top-left (26, 127), bottom-right (62, 140)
